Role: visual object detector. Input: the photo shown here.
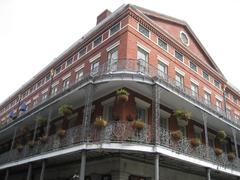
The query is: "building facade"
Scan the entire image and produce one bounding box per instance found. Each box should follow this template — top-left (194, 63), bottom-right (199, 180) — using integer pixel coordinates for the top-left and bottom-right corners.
top-left (0, 4), bottom-right (240, 180)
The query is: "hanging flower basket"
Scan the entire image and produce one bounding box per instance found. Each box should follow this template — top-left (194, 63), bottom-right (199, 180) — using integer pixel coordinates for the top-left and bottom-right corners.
top-left (214, 148), bottom-right (223, 156)
top-left (16, 144), bottom-right (23, 152)
top-left (171, 130), bottom-right (183, 141)
top-left (57, 129), bottom-right (66, 138)
top-left (228, 152), bottom-right (236, 161)
top-left (116, 88), bottom-right (129, 102)
top-left (216, 130), bottom-right (227, 140)
top-left (94, 117), bottom-right (107, 127)
top-left (173, 109), bottom-right (191, 121)
top-left (190, 138), bottom-right (201, 147)
top-left (58, 104), bottom-right (74, 117)
top-left (28, 140), bottom-right (35, 148)
top-left (39, 135), bottom-right (48, 143)
top-left (132, 120), bottom-right (145, 129)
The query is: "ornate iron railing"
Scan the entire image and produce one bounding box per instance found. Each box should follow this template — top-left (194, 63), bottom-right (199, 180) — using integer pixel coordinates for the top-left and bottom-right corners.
top-left (0, 121), bottom-right (239, 172)
top-left (1, 59), bottom-right (239, 132)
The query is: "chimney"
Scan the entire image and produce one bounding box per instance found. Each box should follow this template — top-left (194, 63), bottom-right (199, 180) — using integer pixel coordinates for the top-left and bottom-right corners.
top-left (96, 9), bottom-right (112, 25)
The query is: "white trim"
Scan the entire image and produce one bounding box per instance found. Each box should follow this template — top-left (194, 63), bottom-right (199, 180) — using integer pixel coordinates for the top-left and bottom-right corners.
top-left (41, 88), bottom-right (49, 94)
top-left (215, 94), bottom-right (223, 101)
top-left (51, 81), bottom-right (59, 87)
top-left (194, 125), bottom-right (203, 133)
top-left (157, 38), bottom-right (169, 52)
top-left (180, 31), bottom-right (190, 46)
top-left (62, 73), bottom-right (71, 80)
top-left (106, 41), bottom-right (120, 52)
top-left (33, 95), bottom-right (39, 100)
top-left (137, 23), bottom-right (151, 39)
top-left (26, 100), bottom-right (31, 105)
top-left (89, 53), bottom-right (101, 63)
top-left (175, 67), bottom-right (185, 76)
top-left (190, 78), bottom-right (199, 86)
top-left (204, 87), bottom-right (212, 94)
top-left (137, 42), bottom-right (151, 53)
top-left (101, 97), bottom-right (115, 106)
top-left (135, 97), bottom-right (150, 108)
top-left (108, 22), bottom-right (121, 37)
top-left (157, 56), bottom-right (169, 66)
top-left (75, 64), bottom-right (85, 72)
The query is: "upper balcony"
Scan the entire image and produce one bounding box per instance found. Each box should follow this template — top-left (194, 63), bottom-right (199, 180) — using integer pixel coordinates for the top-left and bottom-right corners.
top-left (0, 59), bottom-right (240, 176)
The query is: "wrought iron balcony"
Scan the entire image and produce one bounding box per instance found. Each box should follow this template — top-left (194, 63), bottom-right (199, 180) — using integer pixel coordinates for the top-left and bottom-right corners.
top-left (0, 121), bottom-right (239, 172)
top-left (1, 59), bottom-right (239, 131)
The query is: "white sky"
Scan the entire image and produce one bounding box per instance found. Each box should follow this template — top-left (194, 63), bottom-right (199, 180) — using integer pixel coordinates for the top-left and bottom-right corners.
top-left (0, 0), bottom-right (240, 103)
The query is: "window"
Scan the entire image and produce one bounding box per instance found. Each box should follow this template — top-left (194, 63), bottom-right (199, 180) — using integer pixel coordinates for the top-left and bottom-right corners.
top-left (109, 23), bottom-right (120, 36)
top-left (51, 86), bottom-right (58, 96)
top-left (180, 31), bottom-right (189, 45)
top-left (78, 47), bottom-right (86, 59)
top-left (216, 99), bottom-right (222, 111)
top-left (179, 125), bottom-right (187, 137)
top-left (191, 83), bottom-right (199, 98)
top-left (233, 96), bottom-right (238, 104)
top-left (63, 78), bottom-right (70, 89)
top-left (226, 108), bottom-right (231, 119)
top-left (46, 73), bottom-right (51, 82)
top-left (93, 36), bottom-right (102, 47)
top-left (204, 91), bottom-right (211, 105)
top-left (42, 93), bottom-right (48, 101)
top-left (158, 38), bottom-right (168, 51)
top-left (175, 73), bottom-right (184, 88)
top-left (136, 107), bottom-right (147, 122)
top-left (76, 69), bottom-right (83, 82)
top-left (108, 47), bottom-right (118, 71)
top-left (55, 66), bottom-right (61, 75)
top-left (203, 71), bottom-right (209, 81)
top-left (137, 47), bottom-right (149, 73)
top-left (138, 24), bottom-right (150, 38)
top-left (91, 61), bottom-right (100, 75)
top-left (214, 80), bottom-right (220, 88)
top-left (66, 57), bottom-right (73, 67)
top-left (175, 50), bottom-right (183, 62)
top-left (160, 117), bottom-right (168, 130)
top-left (103, 101), bottom-right (114, 122)
top-left (190, 61), bottom-right (197, 72)
top-left (194, 127), bottom-right (202, 141)
top-left (33, 99), bottom-right (38, 107)
top-left (208, 135), bottom-right (215, 148)
top-left (158, 61), bottom-right (167, 79)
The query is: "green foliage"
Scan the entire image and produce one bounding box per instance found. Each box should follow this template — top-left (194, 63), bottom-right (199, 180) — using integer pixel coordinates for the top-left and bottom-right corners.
top-left (174, 109), bottom-right (191, 120)
top-left (58, 104), bottom-right (73, 116)
top-left (116, 88), bottom-right (129, 96)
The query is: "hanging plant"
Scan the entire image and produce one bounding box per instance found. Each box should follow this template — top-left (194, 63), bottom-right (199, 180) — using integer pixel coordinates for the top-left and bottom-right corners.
top-left (214, 148), bottom-right (223, 156)
top-left (116, 88), bottom-right (129, 102)
top-left (58, 104), bottom-right (74, 117)
top-left (16, 144), bottom-right (23, 152)
top-left (173, 109), bottom-right (191, 121)
top-left (39, 135), bottom-right (48, 144)
top-left (57, 128), bottom-right (66, 138)
top-left (28, 140), bottom-right (35, 148)
top-left (94, 116), bottom-right (107, 127)
top-left (228, 152), bottom-right (236, 161)
top-left (35, 116), bottom-right (48, 126)
top-left (171, 130), bottom-right (183, 141)
top-left (216, 130), bottom-right (227, 141)
top-left (132, 120), bottom-right (145, 129)
top-left (190, 138), bottom-right (201, 147)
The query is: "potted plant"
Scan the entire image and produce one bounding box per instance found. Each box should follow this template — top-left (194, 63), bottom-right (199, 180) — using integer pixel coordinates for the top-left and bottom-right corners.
top-left (39, 135), bottom-right (48, 143)
top-left (132, 120), bottom-right (145, 129)
top-left (57, 128), bottom-right (66, 138)
top-left (58, 104), bottom-right (73, 117)
top-left (94, 116), bottom-right (107, 127)
top-left (116, 88), bottom-right (129, 102)
top-left (36, 116), bottom-right (48, 126)
top-left (16, 144), bottom-right (23, 152)
top-left (228, 152), bottom-right (236, 161)
top-left (28, 140), bottom-right (35, 148)
top-left (171, 130), bottom-right (183, 141)
top-left (214, 148), bottom-right (223, 156)
top-left (173, 109), bottom-right (191, 121)
top-left (190, 138), bottom-right (201, 147)
top-left (216, 130), bottom-right (227, 141)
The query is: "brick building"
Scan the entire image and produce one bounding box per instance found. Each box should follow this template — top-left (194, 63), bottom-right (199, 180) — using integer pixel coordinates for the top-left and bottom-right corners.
top-left (0, 4), bottom-right (240, 180)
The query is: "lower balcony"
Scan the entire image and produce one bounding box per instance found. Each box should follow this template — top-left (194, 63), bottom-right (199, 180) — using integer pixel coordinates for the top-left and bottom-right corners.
top-left (0, 120), bottom-right (240, 175)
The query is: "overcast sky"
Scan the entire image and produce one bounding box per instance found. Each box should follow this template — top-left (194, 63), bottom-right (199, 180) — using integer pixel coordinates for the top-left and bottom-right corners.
top-left (0, 0), bottom-right (240, 103)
